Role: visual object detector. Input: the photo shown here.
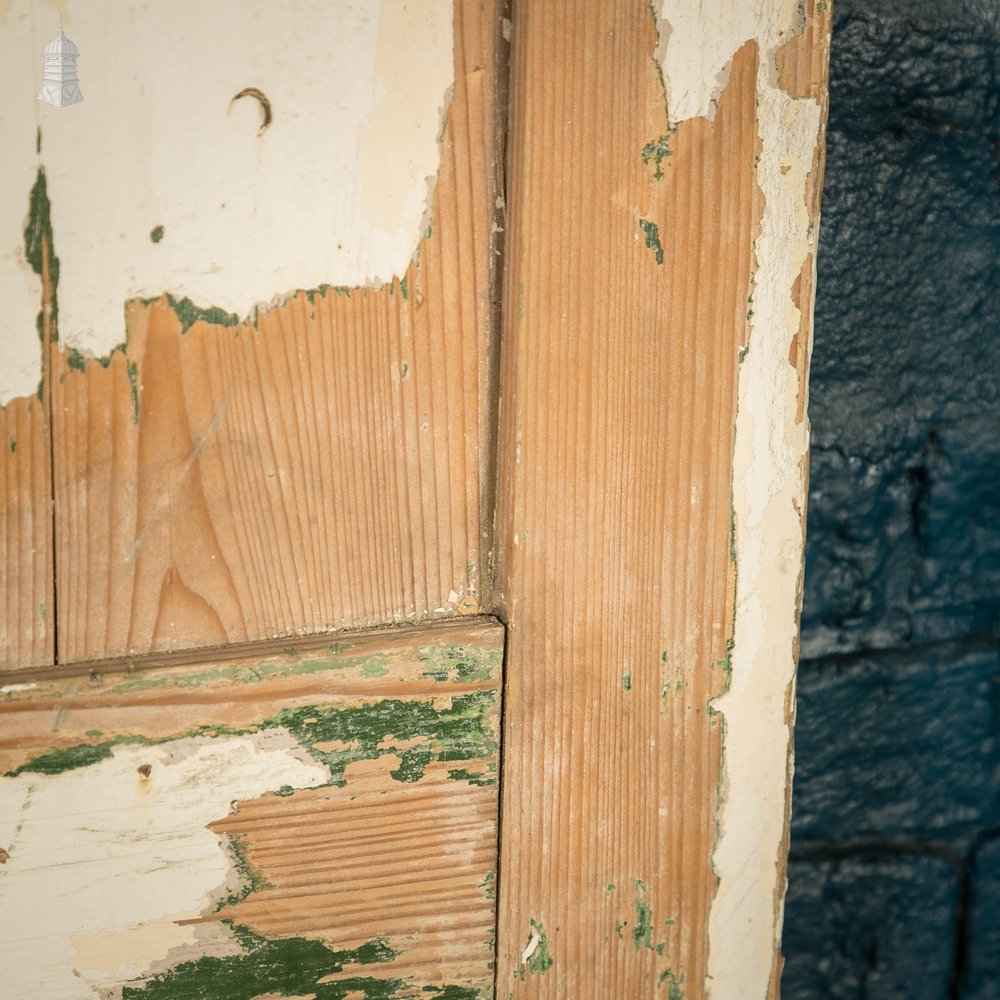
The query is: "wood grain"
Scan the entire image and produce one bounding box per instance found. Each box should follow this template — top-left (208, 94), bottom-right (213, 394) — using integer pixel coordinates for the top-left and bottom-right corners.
top-left (780, 0), bottom-right (833, 430)
top-left (0, 168), bottom-right (56, 671)
top-left (49, 1), bottom-right (502, 664)
top-left (769, 5), bottom-right (833, 994)
top-left (0, 393), bottom-right (52, 669)
top-left (0, 617), bottom-right (502, 999)
top-left (494, 4), bottom-right (761, 996)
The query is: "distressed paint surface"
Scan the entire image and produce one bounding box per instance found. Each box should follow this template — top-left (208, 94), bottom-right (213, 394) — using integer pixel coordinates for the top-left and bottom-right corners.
top-left (495, 1), bottom-right (829, 996)
top-left (496, 3), bottom-right (763, 996)
top-left (0, 0), bottom-right (453, 401)
top-left (651, 2), bottom-right (831, 997)
top-left (0, 618), bottom-right (503, 999)
top-left (3, 0), bottom-right (502, 664)
top-left (0, 735), bottom-right (327, 998)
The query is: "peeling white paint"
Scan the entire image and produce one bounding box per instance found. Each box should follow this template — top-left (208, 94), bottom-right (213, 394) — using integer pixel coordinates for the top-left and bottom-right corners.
top-left (520, 925), bottom-right (541, 965)
top-left (0, 0), bottom-right (454, 402)
top-left (710, 35), bottom-right (820, 1000)
top-left (652, 3), bottom-right (825, 997)
top-left (0, 681), bottom-right (37, 693)
top-left (708, 83), bottom-right (820, 996)
top-left (652, 0), bottom-right (802, 124)
top-left (0, 732), bottom-right (327, 997)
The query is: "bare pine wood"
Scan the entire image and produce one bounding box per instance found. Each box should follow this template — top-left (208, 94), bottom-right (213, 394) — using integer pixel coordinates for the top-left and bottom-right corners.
top-left (777, 3), bottom-right (834, 429)
top-left (0, 170), bottom-right (56, 671)
top-left (495, 4), bottom-right (761, 996)
top-left (768, 6), bottom-right (833, 994)
top-left (0, 394), bottom-right (52, 669)
top-left (0, 617), bottom-right (502, 998)
top-left (50, 1), bottom-right (501, 664)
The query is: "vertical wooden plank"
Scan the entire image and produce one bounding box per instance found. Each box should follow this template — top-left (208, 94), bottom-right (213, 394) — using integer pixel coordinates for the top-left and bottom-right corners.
top-left (0, 169), bottom-right (55, 671)
top-left (494, 2), bottom-right (830, 997)
top-left (42, 1), bottom-right (501, 663)
top-left (715, 5), bottom-right (833, 997)
top-left (0, 395), bottom-right (52, 670)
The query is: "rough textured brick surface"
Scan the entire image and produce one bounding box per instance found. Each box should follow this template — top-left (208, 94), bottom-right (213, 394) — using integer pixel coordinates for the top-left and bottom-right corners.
top-left (961, 835), bottom-right (1000, 999)
top-left (785, 0), bottom-right (1000, 992)
top-left (792, 637), bottom-right (1000, 847)
top-left (800, 2), bottom-right (1000, 662)
top-left (782, 854), bottom-right (960, 1000)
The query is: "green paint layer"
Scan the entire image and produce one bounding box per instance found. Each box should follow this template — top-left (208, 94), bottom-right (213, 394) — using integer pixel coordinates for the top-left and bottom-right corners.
top-left (216, 833), bottom-right (273, 910)
top-left (419, 644), bottom-right (499, 684)
top-left (478, 870), bottom-right (496, 901)
top-left (639, 219), bottom-right (665, 266)
top-left (526, 919), bottom-right (553, 976)
top-left (275, 690), bottom-right (497, 786)
top-left (8, 686), bottom-right (498, 787)
top-left (24, 167), bottom-right (59, 344)
top-left (122, 925), bottom-right (402, 1000)
top-left (641, 132), bottom-right (674, 180)
top-left (447, 766), bottom-right (496, 787)
top-left (9, 741), bottom-right (115, 775)
top-left (25, 170), bottom-right (56, 284)
top-left (66, 347), bottom-right (87, 372)
top-left (127, 360), bottom-right (140, 423)
top-left (165, 293), bottom-right (241, 335)
top-left (658, 969), bottom-right (685, 999)
top-left (632, 897), bottom-right (654, 951)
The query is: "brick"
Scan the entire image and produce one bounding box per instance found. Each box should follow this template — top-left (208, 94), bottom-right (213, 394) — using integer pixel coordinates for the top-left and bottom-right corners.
top-left (799, 3), bottom-right (1000, 661)
top-left (791, 638), bottom-right (1000, 846)
top-left (782, 854), bottom-right (959, 999)
top-left (961, 835), bottom-right (1000, 999)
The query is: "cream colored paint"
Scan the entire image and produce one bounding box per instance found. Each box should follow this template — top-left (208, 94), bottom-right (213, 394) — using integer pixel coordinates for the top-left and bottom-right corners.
top-left (0, 0), bottom-right (453, 403)
top-left (653, 0), bottom-right (803, 124)
top-left (0, 733), bottom-right (327, 997)
top-left (653, 2), bottom-right (824, 997)
top-left (709, 74), bottom-right (819, 994)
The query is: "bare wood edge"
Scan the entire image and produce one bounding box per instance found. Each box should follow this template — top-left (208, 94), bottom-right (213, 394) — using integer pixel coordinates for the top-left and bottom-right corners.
top-left (0, 614), bottom-right (502, 687)
top-left (478, 0), bottom-right (512, 617)
top-left (0, 168), bottom-right (56, 670)
top-left (480, 16), bottom-right (511, 997)
top-left (39, 192), bottom-right (58, 668)
top-left (706, 5), bottom-right (833, 999)
top-left (767, 6), bottom-right (833, 997)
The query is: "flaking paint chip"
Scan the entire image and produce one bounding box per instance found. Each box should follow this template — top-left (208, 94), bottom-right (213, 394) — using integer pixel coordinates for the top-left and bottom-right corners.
top-left (521, 926), bottom-right (541, 965)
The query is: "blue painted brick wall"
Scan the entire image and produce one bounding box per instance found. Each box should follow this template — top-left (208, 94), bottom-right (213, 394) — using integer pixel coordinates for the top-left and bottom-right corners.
top-left (782, 0), bottom-right (1000, 994)
top-left (964, 836), bottom-right (1000, 999)
top-left (783, 854), bottom-right (960, 999)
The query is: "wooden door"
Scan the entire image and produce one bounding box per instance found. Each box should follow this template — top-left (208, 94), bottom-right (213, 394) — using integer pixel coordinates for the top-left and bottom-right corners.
top-left (0, 621), bottom-right (504, 998)
top-left (1, 2), bottom-right (505, 996)
top-left (0, 2), bottom-right (830, 997)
